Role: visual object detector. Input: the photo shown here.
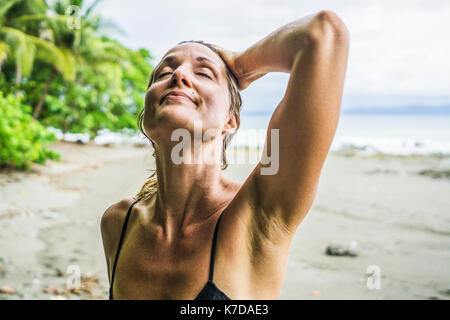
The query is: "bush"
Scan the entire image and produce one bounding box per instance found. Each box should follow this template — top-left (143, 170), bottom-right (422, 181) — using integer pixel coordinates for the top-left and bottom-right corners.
top-left (0, 92), bottom-right (60, 170)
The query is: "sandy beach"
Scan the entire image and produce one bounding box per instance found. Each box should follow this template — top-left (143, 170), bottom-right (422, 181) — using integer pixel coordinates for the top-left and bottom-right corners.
top-left (0, 141), bottom-right (449, 300)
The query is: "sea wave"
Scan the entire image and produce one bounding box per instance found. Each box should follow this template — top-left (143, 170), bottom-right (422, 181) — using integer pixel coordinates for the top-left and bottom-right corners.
top-left (330, 136), bottom-right (450, 156)
top-left (46, 127), bottom-right (450, 156)
top-left (230, 129), bottom-right (450, 156)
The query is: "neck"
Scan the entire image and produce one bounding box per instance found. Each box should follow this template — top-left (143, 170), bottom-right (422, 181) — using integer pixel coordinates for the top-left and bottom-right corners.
top-left (151, 141), bottom-right (231, 243)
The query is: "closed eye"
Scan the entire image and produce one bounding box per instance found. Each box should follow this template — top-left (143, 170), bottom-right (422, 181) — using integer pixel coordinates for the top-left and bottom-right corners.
top-left (158, 72), bottom-right (212, 79)
top-left (198, 73), bottom-right (212, 79)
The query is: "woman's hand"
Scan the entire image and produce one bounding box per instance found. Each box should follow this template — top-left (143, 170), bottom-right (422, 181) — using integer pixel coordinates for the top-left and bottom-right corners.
top-left (212, 44), bottom-right (266, 91)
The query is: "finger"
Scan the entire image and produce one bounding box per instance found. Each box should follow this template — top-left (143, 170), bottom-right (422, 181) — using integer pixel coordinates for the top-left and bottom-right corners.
top-left (211, 43), bottom-right (225, 52)
top-left (211, 44), bottom-right (230, 59)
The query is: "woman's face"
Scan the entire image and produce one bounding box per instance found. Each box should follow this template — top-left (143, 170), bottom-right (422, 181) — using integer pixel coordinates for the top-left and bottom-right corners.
top-left (144, 43), bottom-right (234, 147)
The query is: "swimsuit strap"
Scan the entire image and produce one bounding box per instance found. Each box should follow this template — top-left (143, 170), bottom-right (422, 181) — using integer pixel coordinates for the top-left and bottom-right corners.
top-left (208, 212), bottom-right (224, 282)
top-left (109, 198), bottom-right (141, 297)
top-left (110, 198), bottom-right (224, 298)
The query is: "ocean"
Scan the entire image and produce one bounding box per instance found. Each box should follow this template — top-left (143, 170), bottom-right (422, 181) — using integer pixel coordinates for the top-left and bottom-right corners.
top-left (233, 113), bottom-right (450, 156)
top-left (48, 113), bottom-right (450, 156)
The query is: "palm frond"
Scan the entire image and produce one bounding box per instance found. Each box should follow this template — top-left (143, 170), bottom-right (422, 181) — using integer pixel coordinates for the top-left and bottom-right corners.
top-left (0, 0), bottom-right (21, 21)
top-left (26, 33), bottom-right (75, 80)
top-left (1, 26), bottom-right (28, 74)
top-left (84, 0), bottom-right (102, 19)
top-left (0, 40), bottom-right (10, 66)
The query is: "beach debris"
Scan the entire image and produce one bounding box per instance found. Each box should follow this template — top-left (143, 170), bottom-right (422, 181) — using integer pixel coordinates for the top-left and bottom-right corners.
top-left (439, 289), bottom-right (450, 296)
top-left (325, 241), bottom-right (359, 257)
top-left (365, 168), bottom-right (399, 175)
top-left (82, 287), bottom-right (92, 294)
top-left (418, 169), bottom-right (450, 179)
top-left (0, 209), bottom-right (21, 220)
top-left (311, 291), bottom-right (320, 296)
top-left (55, 268), bottom-right (65, 277)
top-left (82, 275), bottom-right (100, 285)
top-left (70, 288), bottom-right (81, 295)
top-left (0, 209), bottom-right (34, 219)
top-left (42, 285), bottom-right (60, 294)
top-left (0, 285), bottom-right (15, 294)
top-left (0, 257), bottom-right (6, 276)
top-left (81, 273), bottom-right (101, 290)
top-left (42, 285), bottom-right (85, 296)
top-left (41, 272), bottom-right (102, 298)
top-left (56, 184), bottom-right (84, 192)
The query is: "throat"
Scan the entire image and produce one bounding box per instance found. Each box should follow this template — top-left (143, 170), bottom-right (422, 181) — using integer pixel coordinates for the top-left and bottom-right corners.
top-left (153, 201), bottom-right (230, 244)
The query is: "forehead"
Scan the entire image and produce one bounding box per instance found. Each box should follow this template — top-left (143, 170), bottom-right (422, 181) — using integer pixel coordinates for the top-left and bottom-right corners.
top-left (158, 43), bottom-right (225, 73)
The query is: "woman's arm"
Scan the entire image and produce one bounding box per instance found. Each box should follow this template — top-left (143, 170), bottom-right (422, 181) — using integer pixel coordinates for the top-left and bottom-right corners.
top-left (257, 10), bottom-right (349, 233)
top-left (220, 11), bottom-right (350, 239)
top-left (237, 12), bottom-right (318, 75)
top-left (214, 11), bottom-right (335, 90)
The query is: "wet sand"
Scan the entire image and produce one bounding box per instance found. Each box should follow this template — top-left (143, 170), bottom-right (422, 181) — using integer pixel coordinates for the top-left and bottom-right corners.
top-left (0, 141), bottom-right (449, 299)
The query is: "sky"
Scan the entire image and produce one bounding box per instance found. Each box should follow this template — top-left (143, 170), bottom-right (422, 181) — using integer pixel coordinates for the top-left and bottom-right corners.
top-left (90, 0), bottom-right (450, 113)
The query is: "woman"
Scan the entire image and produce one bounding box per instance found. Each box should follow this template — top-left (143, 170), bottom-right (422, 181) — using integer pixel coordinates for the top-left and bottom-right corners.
top-left (101, 10), bottom-right (349, 300)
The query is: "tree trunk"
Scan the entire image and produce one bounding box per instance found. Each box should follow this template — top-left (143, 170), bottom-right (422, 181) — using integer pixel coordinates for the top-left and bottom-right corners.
top-left (15, 64), bottom-right (22, 85)
top-left (33, 68), bottom-right (56, 120)
top-left (0, 55), bottom-right (6, 73)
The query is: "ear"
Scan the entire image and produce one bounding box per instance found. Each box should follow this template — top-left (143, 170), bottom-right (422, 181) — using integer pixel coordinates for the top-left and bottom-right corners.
top-left (222, 111), bottom-right (238, 136)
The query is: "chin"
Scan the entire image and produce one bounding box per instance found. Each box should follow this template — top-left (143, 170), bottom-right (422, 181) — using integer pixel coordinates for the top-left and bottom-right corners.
top-left (152, 106), bottom-right (202, 134)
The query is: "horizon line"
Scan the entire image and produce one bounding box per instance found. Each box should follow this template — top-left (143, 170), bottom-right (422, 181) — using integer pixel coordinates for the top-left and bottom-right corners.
top-left (241, 105), bottom-right (450, 116)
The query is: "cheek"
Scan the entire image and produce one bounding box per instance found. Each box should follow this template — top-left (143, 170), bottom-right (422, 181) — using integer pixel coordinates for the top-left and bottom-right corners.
top-left (142, 103), bottom-right (153, 135)
top-left (201, 90), bottom-right (230, 124)
top-left (202, 104), bottom-right (229, 133)
top-left (144, 86), bottom-right (165, 121)
top-left (143, 88), bottom-right (159, 129)
top-left (145, 88), bottom-right (158, 110)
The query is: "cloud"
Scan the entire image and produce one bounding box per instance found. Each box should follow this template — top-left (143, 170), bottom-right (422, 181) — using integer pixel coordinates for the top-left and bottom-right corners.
top-left (94, 0), bottom-right (450, 110)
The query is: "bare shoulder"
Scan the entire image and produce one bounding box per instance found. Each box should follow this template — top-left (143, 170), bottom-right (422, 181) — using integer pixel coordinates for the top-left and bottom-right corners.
top-left (100, 198), bottom-right (135, 258)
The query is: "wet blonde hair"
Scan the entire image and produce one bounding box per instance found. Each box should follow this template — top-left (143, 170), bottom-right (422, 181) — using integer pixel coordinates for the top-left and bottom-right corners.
top-left (135, 40), bottom-right (242, 201)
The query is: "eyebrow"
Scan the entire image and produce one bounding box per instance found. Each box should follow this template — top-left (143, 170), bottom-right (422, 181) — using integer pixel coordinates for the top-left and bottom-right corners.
top-left (154, 55), bottom-right (220, 77)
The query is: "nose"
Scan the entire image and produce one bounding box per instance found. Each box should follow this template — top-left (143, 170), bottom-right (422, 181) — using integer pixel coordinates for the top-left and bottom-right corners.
top-left (170, 67), bottom-right (193, 88)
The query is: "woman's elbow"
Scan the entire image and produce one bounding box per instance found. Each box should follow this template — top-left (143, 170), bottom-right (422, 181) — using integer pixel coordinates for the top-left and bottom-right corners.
top-left (307, 10), bottom-right (350, 46)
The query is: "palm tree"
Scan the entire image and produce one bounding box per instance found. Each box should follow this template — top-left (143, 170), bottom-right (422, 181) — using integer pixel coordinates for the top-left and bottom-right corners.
top-left (0, 0), bottom-right (75, 86)
top-left (12, 0), bottom-right (129, 120)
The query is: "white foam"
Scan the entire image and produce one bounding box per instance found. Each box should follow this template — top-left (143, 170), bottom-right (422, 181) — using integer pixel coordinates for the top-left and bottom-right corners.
top-left (331, 136), bottom-right (450, 156)
top-left (46, 126), bottom-right (450, 156)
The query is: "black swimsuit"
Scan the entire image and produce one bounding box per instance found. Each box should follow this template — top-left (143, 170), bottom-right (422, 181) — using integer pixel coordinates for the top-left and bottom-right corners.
top-left (109, 198), bottom-right (231, 300)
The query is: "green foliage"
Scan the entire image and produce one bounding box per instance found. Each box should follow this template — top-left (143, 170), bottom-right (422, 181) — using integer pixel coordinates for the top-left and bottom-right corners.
top-left (0, 92), bottom-right (60, 169)
top-left (0, 0), bottom-right (155, 171)
top-left (38, 39), bottom-right (152, 137)
top-left (0, 0), bottom-right (75, 81)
